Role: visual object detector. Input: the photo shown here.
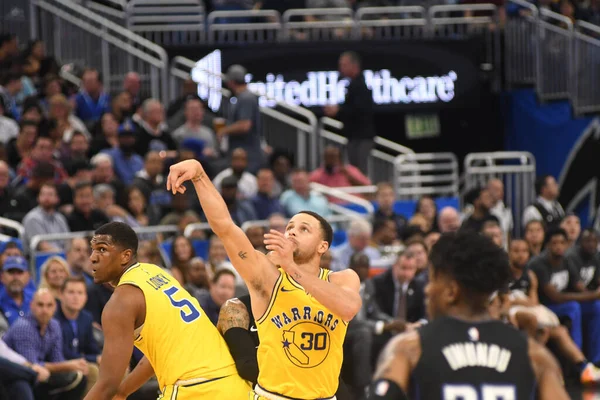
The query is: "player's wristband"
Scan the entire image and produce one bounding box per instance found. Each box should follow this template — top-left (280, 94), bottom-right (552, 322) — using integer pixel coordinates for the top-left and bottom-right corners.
top-left (367, 379), bottom-right (408, 400)
top-left (375, 321), bottom-right (385, 335)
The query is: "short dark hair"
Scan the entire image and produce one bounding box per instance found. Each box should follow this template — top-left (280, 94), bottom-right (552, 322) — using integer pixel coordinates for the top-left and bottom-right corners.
top-left (341, 51), bottom-right (361, 68)
top-left (94, 222), bottom-right (139, 256)
top-left (298, 211), bottom-right (333, 249)
top-left (464, 187), bottom-right (483, 206)
top-left (535, 175), bottom-right (552, 196)
top-left (74, 181), bottom-right (93, 194)
top-left (545, 227), bottom-right (568, 243)
top-left (61, 275), bottom-right (87, 292)
top-left (372, 218), bottom-right (395, 234)
top-left (405, 238), bottom-right (427, 252)
top-left (19, 119), bottom-right (38, 132)
top-left (481, 219), bottom-right (501, 232)
top-left (429, 231), bottom-right (511, 297)
top-left (212, 268), bottom-right (235, 284)
top-left (525, 219), bottom-right (545, 232)
top-left (39, 182), bottom-right (57, 194)
top-left (81, 67), bottom-right (102, 84)
top-left (349, 252), bottom-right (369, 269)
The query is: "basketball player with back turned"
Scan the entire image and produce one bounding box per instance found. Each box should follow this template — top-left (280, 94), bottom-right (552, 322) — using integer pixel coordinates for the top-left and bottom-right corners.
top-left (83, 222), bottom-right (250, 399)
top-left (167, 159), bottom-right (362, 399)
top-left (368, 231), bottom-right (569, 400)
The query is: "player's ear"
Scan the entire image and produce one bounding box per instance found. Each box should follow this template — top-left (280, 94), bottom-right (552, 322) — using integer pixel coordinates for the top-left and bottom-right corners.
top-left (121, 248), bottom-right (133, 266)
top-left (445, 280), bottom-right (460, 305)
top-left (317, 240), bottom-right (329, 255)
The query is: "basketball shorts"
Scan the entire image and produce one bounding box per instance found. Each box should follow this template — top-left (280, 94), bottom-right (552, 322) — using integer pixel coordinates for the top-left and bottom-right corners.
top-left (159, 374), bottom-right (251, 400)
top-left (249, 384), bottom-right (337, 400)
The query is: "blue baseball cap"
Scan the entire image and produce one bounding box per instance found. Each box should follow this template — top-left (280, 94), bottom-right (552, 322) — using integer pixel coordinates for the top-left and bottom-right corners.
top-left (3, 256), bottom-right (28, 273)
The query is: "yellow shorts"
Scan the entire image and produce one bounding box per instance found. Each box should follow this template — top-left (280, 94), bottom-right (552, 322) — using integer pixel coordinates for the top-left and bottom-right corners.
top-left (249, 385), bottom-right (336, 400)
top-left (159, 374), bottom-right (251, 399)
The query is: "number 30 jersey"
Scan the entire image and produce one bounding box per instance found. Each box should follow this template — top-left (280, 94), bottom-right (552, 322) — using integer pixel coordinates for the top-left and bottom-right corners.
top-left (411, 316), bottom-right (536, 400)
top-left (256, 268), bottom-right (348, 399)
top-left (118, 263), bottom-right (238, 389)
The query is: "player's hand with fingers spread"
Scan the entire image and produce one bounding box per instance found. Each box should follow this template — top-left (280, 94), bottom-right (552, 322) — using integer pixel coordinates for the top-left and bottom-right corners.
top-left (166, 159), bottom-right (204, 195)
top-left (264, 229), bottom-right (295, 268)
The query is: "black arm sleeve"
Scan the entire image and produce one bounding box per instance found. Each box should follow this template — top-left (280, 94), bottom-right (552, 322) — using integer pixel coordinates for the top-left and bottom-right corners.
top-left (223, 327), bottom-right (259, 384)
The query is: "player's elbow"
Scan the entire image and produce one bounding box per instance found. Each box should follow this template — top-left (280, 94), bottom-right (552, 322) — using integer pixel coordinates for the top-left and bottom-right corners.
top-left (340, 295), bottom-right (362, 322)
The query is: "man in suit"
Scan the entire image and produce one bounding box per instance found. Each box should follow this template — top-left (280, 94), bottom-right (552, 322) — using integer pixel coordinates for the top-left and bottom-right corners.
top-left (344, 253), bottom-right (405, 400)
top-left (371, 248), bottom-right (427, 344)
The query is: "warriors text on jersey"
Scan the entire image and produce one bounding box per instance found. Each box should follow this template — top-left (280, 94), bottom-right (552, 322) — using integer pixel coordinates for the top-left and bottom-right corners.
top-left (255, 268), bottom-right (347, 399)
top-left (411, 316), bottom-right (536, 400)
top-left (117, 262), bottom-right (239, 388)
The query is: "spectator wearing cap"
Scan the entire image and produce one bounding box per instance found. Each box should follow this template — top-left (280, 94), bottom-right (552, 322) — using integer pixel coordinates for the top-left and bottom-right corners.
top-left (101, 121), bottom-right (144, 186)
top-left (74, 68), bottom-right (111, 125)
top-left (0, 95), bottom-right (18, 143)
top-left (309, 145), bottom-right (371, 204)
top-left (9, 161), bottom-right (57, 222)
top-left (22, 182), bottom-right (70, 251)
top-left (460, 186), bottom-right (499, 233)
top-left (0, 240), bottom-right (36, 295)
top-left (220, 64), bottom-right (264, 173)
top-left (220, 175), bottom-right (258, 226)
top-left (213, 148), bottom-right (257, 200)
top-left (0, 256), bottom-right (34, 325)
top-left (250, 168), bottom-right (285, 220)
top-left (132, 98), bottom-right (176, 156)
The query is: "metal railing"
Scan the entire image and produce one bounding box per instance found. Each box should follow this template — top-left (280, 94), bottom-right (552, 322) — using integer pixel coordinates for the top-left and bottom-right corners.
top-left (32, 0), bottom-right (170, 104)
top-left (463, 151), bottom-right (536, 235)
top-left (84, 0), bottom-right (127, 24)
top-left (208, 10), bottom-right (282, 44)
top-left (355, 6), bottom-right (427, 40)
top-left (310, 182), bottom-right (375, 214)
top-left (170, 55), bottom-right (320, 170)
top-left (573, 21), bottom-right (600, 114)
top-left (0, 217), bottom-right (25, 241)
top-left (239, 213), bottom-right (372, 234)
top-left (393, 152), bottom-right (459, 199)
top-left (319, 117), bottom-right (414, 184)
top-left (282, 8), bottom-right (355, 41)
top-left (126, 0), bottom-right (205, 46)
top-left (536, 9), bottom-right (573, 102)
top-left (504, 0), bottom-right (539, 88)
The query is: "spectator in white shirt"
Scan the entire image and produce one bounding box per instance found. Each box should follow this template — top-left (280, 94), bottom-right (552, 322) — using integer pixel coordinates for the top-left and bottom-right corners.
top-left (22, 183), bottom-right (70, 251)
top-left (212, 148), bottom-right (257, 200)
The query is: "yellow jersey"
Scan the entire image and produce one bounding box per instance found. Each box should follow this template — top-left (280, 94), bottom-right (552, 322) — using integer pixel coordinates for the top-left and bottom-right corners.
top-left (118, 262), bottom-right (238, 388)
top-left (256, 268), bottom-right (347, 399)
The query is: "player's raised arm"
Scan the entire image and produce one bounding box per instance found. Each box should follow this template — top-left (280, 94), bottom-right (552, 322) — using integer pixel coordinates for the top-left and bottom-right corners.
top-left (167, 160), bottom-right (277, 293)
top-left (368, 331), bottom-right (421, 399)
top-left (84, 285), bottom-right (143, 400)
top-left (264, 229), bottom-right (361, 321)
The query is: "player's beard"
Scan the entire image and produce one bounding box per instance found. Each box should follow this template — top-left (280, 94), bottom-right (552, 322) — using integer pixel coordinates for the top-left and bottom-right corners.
top-left (292, 248), bottom-right (314, 265)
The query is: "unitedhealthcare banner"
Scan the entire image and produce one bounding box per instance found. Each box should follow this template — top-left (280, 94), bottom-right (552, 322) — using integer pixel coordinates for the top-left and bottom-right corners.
top-left (173, 39), bottom-right (488, 113)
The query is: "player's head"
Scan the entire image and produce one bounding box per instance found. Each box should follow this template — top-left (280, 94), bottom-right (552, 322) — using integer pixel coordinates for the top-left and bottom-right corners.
top-left (426, 231), bottom-right (511, 320)
top-left (285, 211), bottom-right (333, 264)
top-left (90, 222), bottom-right (139, 284)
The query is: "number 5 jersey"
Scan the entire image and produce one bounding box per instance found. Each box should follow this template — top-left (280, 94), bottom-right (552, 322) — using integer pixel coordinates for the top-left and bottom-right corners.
top-left (118, 262), bottom-right (239, 389)
top-left (255, 267), bottom-right (348, 399)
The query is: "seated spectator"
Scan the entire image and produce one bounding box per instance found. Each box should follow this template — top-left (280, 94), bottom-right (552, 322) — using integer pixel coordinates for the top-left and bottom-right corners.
top-left (309, 146), bottom-right (370, 204)
top-left (22, 183), bottom-right (70, 250)
top-left (0, 241), bottom-right (36, 294)
top-left (184, 257), bottom-right (210, 300)
top-left (373, 182), bottom-right (407, 238)
top-left (48, 93), bottom-right (88, 144)
top-left (3, 289), bottom-right (87, 400)
top-left (16, 135), bottom-right (68, 185)
top-left (561, 213), bottom-right (581, 249)
top-left (93, 184), bottom-right (135, 226)
top-left (66, 181), bottom-right (110, 232)
top-left (38, 74), bottom-right (63, 116)
top-left (20, 101), bottom-right (43, 126)
top-left (251, 168), bottom-right (284, 220)
top-left (245, 225), bottom-right (267, 254)
top-left (122, 72), bottom-right (143, 111)
top-left (60, 131), bottom-right (90, 172)
top-left (213, 148), bottom-right (258, 200)
top-left (9, 162), bottom-right (57, 222)
top-left (90, 153), bottom-right (126, 206)
top-left (74, 68), bottom-right (110, 125)
top-left (0, 72), bottom-right (23, 121)
top-left (101, 123), bottom-right (144, 186)
top-left (39, 256), bottom-right (71, 299)
top-left (530, 228), bottom-right (600, 365)
top-left (55, 277), bottom-right (101, 395)
top-left (0, 256), bottom-right (34, 325)
top-left (523, 174), bottom-right (565, 230)
top-left (66, 238), bottom-right (94, 285)
top-left (269, 150), bottom-right (293, 197)
top-left (110, 91), bottom-right (133, 123)
top-left (197, 269), bottom-right (236, 326)
top-left (525, 220), bottom-right (545, 256)
top-left (331, 219), bottom-right (381, 271)
top-left (5, 119), bottom-right (38, 170)
top-left (57, 159), bottom-right (93, 216)
top-left (406, 238), bottom-right (429, 284)
top-left (132, 98), bottom-right (176, 156)
top-left (437, 206), bottom-right (461, 233)
top-left (132, 151), bottom-right (168, 207)
top-left (0, 337), bottom-right (50, 400)
top-left (172, 98), bottom-right (217, 151)
top-left (414, 195), bottom-right (438, 233)
top-left (21, 39), bottom-right (58, 84)
top-left (170, 235), bottom-right (195, 285)
top-left (89, 113), bottom-right (118, 156)
top-left (219, 175), bottom-right (257, 226)
top-left (481, 219), bottom-right (504, 248)
top-left (460, 186), bottom-right (499, 233)
top-left (280, 168), bottom-right (330, 218)
top-left (125, 185), bottom-right (158, 229)
top-left (206, 236), bottom-right (247, 297)
top-left (166, 78), bottom-right (202, 129)
top-left (371, 219), bottom-right (401, 257)
top-left (565, 228), bottom-right (600, 290)
top-left (488, 178), bottom-right (513, 242)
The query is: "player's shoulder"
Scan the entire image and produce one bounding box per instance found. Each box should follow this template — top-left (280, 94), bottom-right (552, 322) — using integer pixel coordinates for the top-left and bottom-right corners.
top-left (328, 268), bottom-right (360, 289)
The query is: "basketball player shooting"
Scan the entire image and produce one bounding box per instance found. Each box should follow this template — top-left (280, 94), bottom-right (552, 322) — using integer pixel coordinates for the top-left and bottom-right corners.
top-left (167, 159), bottom-right (362, 399)
top-left (367, 231), bottom-right (569, 400)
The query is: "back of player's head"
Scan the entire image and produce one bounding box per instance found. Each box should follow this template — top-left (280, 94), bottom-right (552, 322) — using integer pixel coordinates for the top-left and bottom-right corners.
top-left (298, 211), bottom-right (333, 249)
top-left (95, 222), bottom-right (138, 256)
top-left (429, 231), bottom-right (510, 297)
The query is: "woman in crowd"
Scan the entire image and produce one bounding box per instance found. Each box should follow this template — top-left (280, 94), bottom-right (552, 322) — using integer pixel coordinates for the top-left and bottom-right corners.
top-left (38, 256), bottom-right (71, 299)
top-left (170, 235), bottom-right (196, 285)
